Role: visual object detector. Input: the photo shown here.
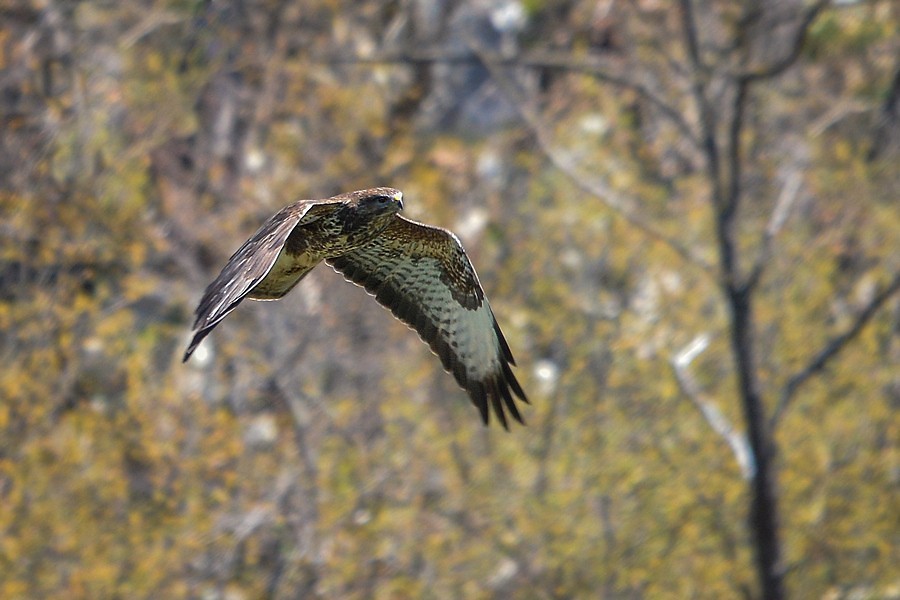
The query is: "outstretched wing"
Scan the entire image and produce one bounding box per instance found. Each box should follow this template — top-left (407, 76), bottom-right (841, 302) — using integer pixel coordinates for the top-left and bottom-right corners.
top-left (183, 200), bottom-right (321, 362)
top-left (327, 215), bottom-right (528, 429)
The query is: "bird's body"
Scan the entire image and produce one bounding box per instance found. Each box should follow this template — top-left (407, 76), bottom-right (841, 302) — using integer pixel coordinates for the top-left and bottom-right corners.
top-left (184, 187), bottom-right (528, 428)
top-left (246, 200), bottom-right (393, 299)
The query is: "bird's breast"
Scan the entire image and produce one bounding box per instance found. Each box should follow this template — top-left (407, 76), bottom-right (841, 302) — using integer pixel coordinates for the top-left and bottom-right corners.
top-left (248, 249), bottom-right (321, 300)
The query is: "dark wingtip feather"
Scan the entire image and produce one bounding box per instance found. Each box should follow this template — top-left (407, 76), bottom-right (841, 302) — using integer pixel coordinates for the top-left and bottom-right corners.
top-left (493, 319), bottom-right (517, 366)
top-left (502, 361), bottom-right (529, 405)
top-left (472, 381), bottom-right (490, 425)
top-left (182, 327), bottom-right (209, 363)
top-left (488, 379), bottom-right (510, 431)
top-left (499, 379), bottom-right (524, 425)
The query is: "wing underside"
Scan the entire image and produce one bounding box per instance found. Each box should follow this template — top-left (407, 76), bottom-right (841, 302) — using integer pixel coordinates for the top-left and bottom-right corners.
top-left (183, 201), bottom-right (320, 361)
top-left (327, 215), bottom-right (527, 428)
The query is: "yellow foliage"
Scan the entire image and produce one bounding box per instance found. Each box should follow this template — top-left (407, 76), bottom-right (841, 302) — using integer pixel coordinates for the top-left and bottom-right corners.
top-left (1, 0), bottom-right (898, 597)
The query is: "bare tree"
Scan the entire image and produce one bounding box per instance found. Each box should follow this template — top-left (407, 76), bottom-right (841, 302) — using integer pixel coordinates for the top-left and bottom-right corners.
top-left (331, 1), bottom-right (900, 597)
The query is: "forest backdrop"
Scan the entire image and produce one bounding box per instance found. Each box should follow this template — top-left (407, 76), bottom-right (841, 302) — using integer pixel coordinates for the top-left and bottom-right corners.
top-left (1, 0), bottom-right (899, 598)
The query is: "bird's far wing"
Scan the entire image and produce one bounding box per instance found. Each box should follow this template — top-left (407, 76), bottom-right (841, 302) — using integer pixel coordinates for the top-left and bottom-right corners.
top-left (326, 215), bottom-right (528, 429)
top-left (183, 200), bottom-right (320, 362)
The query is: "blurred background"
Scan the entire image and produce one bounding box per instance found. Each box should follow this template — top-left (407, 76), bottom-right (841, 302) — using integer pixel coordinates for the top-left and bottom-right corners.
top-left (1, 0), bottom-right (898, 598)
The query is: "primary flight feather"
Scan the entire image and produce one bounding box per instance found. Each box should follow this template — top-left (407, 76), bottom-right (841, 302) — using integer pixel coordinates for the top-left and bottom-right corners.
top-left (183, 188), bottom-right (528, 429)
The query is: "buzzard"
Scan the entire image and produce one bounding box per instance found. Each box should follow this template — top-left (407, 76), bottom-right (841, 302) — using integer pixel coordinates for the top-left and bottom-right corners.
top-left (183, 188), bottom-right (528, 428)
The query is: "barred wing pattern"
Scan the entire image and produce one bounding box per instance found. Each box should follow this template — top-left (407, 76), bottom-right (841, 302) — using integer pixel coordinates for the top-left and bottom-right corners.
top-left (183, 201), bottom-right (318, 361)
top-left (327, 216), bottom-right (528, 429)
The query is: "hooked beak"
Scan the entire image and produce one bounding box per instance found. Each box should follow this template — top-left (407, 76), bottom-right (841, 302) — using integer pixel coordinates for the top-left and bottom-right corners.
top-left (392, 190), bottom-right (404, 210)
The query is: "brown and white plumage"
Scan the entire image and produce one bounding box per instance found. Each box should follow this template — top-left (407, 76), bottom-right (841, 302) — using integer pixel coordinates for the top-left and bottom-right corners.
top-left (184, 188), bottom-right (528, 428)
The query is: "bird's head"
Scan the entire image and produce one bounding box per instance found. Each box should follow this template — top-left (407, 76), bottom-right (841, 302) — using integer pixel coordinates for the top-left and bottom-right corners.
top-left (354, 187), bottom-right (404, 216)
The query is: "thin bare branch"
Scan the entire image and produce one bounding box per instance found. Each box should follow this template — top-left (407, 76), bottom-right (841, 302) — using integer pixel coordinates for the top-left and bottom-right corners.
top-left (677, 0), bottom-right (705, 73)
top-left (766, 173), bottom-right (802, 240)
top-left (676, 0), bottom-right (723, 219)
top-left (672, 334), bottom-right (754, 479)
top-left (460, 41), bottom-right (716, 277)
top-left (744, 170), bottom-right (803, 293)
top-left (724, 78), bottom-right (749, 221)
top-left (739, 0), bottom-right (830, 82)
top-left (318, 49), bottom-right (701, 148)
top-left (120, 11), bottom-right (185, 48)
top-left (771, 270), bottom-right (900, 429)
top-left (868, 59), bottom-right (900, 160)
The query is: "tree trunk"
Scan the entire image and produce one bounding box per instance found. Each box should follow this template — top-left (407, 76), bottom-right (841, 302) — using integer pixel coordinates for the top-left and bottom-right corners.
top-left (727, 287), bottom-right (784, 600)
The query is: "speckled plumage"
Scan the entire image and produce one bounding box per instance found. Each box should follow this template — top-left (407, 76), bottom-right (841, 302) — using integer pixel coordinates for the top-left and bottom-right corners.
top-left (184, 188), bottom-right (528, 429)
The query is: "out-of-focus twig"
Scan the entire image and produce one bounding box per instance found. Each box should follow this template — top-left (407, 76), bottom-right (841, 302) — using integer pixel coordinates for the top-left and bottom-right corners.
top-left (771, 270), bottom-right (900, 429)
top-left (672, 334), bottom-right (755, 479)
top-left (744, 170), bottom-right (803, 293)
top-left (460, 39), bottom-right (717, 278)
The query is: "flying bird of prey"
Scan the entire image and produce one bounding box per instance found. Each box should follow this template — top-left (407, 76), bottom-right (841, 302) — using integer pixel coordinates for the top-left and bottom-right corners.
top-left (183, 188), bottom-right (528, 428)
